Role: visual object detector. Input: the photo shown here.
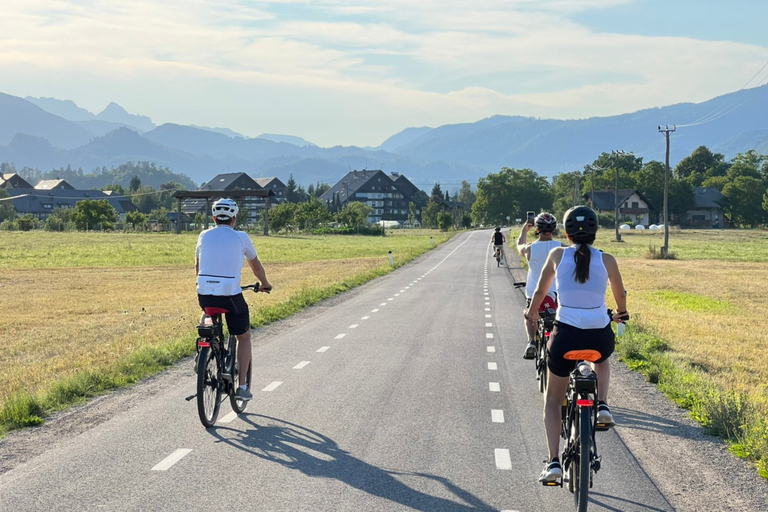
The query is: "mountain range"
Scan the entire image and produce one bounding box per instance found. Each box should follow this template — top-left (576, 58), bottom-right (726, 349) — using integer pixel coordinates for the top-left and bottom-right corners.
top-left (3, 86), bottom-right (768, 190)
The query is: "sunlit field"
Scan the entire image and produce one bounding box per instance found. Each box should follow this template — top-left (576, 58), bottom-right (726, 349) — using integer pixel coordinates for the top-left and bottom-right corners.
top-left (0, 230), bottom-right (453, 434)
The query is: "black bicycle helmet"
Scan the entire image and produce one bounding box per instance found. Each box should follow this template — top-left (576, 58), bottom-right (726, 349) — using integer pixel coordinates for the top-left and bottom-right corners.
top-left (563, 205), bottom-right (598, 236)
top-left (535, 212), bottom-right (557, 233)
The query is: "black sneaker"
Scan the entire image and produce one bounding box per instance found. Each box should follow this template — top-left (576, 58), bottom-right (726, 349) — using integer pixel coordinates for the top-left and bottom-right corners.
top-left (523, 342), bottom-right (536, 360)
top-left (597, 401), bottom-right (615, 428)
top-left (235, 387), bottom-right (253, 401)
top-left (538, 459), bottom-right (562, 483)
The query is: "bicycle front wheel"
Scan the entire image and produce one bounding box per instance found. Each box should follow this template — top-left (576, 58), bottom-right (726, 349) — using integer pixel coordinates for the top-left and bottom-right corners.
top-left (229, 335), bottom-right (252, 414)
top-left (572, 405), bottom-right (592, 512)
top-left (537, 339), bottom-right (548, 393)
top-left (196, 346), bottom-right (222, 428)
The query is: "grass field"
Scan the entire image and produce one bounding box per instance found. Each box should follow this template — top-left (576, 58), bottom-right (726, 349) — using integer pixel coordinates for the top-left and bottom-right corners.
top-left (0, 229), bottom-right (453, 435)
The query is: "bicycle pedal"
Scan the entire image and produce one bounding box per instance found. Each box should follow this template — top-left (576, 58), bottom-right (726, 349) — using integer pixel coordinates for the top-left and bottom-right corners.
top-left (596, 422), bottom-right (615, 431)
top-left (184, 394), bottom-right (196, 401)
top-left (541, 479), bottom-right (562, 487)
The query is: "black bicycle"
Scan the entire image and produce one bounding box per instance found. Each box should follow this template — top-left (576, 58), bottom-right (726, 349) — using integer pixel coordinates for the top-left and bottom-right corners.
top-left (545, 313), bottom-right (628, 511)
top-left (535, 307), bottom-right (556, 393)
top-left (494, 246), bottom-right (503, 266)
top-left (189, 283), bottom-right (260, 428)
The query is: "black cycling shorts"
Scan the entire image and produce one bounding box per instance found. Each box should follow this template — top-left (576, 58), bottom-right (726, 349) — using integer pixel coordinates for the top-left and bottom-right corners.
top-left (547, 321), bottom-right (615, 377)
top-left (197, 293), bottom-right (250, 336)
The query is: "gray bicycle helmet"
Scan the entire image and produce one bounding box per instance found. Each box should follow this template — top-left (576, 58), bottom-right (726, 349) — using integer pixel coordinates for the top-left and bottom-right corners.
top-left (563, 205), bottom-right (598, 236)
top-left (212, 198), bottom-right (239, 219)
top-left (535, 212), bottom-right (557, 233)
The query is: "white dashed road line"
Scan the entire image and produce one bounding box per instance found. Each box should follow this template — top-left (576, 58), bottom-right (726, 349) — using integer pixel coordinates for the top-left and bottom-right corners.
top-left (317, 346), bottom-right (330, 353)
top-left (491, 410), bottom-right (505, 423)
top-left (487, 346), bottom-right (496, 353)
top-left (495, 449), bottom-right (513, 470)
top-left (293, 361), bottom-right (311, 370)
top-left (219, 411), bottom-right (238, 424)
top-left (152, 449), bottom-right (192, 471)
top-left (349, 324), bottom-right (359, 329)
top-left (335, 334), bottom-right (346, 339)
top-left (488, 362), bottom-right (498, 370)
top-left (489, 382), bottom-right (501, 392)
top-left (262, 381), bottom-right (283, 392)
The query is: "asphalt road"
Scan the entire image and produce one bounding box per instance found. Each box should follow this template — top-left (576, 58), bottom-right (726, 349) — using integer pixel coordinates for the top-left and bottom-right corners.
top-left (0, 230), bottom-right (756, 511)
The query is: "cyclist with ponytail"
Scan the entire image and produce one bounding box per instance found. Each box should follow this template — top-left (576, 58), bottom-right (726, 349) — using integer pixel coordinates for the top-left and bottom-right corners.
top-left (523, 205), bottom-right (628, 484)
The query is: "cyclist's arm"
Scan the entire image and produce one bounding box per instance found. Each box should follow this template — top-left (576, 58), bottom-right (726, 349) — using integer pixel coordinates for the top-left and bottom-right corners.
top-left (516, 224), bottom-right (533, 257)
top-left (195, 258), bottom-right (199, 276)
top-left (525, 248), bottom-right (563, 317)
top-left (603, 252), bottom-right (627, 316)
top-left (247, 255), bottom-right (272, 291)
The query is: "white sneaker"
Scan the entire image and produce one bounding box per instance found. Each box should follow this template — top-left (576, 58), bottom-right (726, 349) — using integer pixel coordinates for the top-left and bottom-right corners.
top-left (538, 460), bottom-right (562, 483)
top-left (597, 402), bottom-right (615, 428)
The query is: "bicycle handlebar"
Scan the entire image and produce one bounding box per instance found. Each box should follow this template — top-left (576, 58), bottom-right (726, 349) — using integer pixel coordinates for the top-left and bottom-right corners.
top-left (242, 282), bottom-right (271, 293)
top-left (513, 282), bottom-right (526, 288)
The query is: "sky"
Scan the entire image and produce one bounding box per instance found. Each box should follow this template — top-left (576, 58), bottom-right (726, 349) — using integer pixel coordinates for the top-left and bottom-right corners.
top-left (2, 0), bottom-right (768, 148)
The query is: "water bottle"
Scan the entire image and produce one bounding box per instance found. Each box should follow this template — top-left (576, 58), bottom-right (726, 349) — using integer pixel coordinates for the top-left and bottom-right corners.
top-left (617, 323), bottom-right (626, 337)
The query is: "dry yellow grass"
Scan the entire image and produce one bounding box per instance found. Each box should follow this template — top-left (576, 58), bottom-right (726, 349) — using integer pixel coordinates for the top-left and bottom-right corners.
top-left (0, 258), bottom-right (385, 405)
top-left (620, 258), bottom-right (768, 398)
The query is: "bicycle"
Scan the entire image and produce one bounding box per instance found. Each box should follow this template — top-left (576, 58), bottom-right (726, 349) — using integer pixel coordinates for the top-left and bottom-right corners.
top-left (188, 283), bottom-right (261, 428)
top-left (544, 313), bottom-right (628, 512)
top-left (494, 246), bottom-right (504, 267)
top-left (534, 307), bottom-right (556, 393)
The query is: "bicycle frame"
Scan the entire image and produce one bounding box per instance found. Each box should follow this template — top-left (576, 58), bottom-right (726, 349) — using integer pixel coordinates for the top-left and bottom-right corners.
top-left (197, 314), bottom-right (237, 394)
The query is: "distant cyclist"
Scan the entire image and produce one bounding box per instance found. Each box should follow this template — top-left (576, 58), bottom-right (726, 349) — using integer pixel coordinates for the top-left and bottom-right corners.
top-left (517, 212), bottom-right (563, 359)
top-left (524, 205), bottom-right (628, 484)
top-left (491, 227), bottom-right (506, 262)
top-left (195, 198), bottom-right (272, 402)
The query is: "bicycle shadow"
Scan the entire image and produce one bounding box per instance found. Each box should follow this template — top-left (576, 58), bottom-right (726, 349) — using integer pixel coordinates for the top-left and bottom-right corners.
top-left (589, 491), bottom-right (671, 512)
top-left (208, 413), bottom-right (498, 512)
top-left (611, 406), bottom-right (706, 442)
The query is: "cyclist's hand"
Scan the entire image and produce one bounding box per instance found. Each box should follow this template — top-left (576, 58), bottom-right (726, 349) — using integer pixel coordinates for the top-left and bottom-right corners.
top-left (259, 283), bottom-right (273, 293)
top-left (524, 308), bottom-right (539, 324)
top-left (611, 310), bottom-right (629, 323)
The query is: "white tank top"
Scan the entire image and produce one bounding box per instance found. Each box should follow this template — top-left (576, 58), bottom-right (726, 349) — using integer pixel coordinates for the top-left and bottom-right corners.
top-left (526, 240), bottom-right (561, 298)
top-left (195, 225), bottom-right (257, 296)
top-left (555, 245), bottom-right (610, 329)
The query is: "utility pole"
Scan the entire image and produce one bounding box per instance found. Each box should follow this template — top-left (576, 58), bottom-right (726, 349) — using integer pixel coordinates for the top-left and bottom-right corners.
top-left (574, 174), bottom-right (580, 205)
top-left (658, 125), bottom-right (676, 256)
top-left (611, 150), bottom-right (629, 242)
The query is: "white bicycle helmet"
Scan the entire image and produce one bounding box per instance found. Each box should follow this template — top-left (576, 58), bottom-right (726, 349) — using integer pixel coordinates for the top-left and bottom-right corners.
top-left (212, 198), bottom-right (239, 219)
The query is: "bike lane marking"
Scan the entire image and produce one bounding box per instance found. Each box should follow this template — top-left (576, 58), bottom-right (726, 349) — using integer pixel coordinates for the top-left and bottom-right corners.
top-left (494, 449), bottom-right (512, 470)
top-left (491, 410), bottom-right (505, 423)
top-left (262, 381), bottom-right (283, 391)
top-left (489, 382), bottom-right (501, 392)
top-left (152, 448), bottom-right (192, 471)
top-left (317, 346), bottom-right (330, 352)
top-left (219, 411), bottom-right (238, 423)
top-left (488, 362), bottom-right (497, 370)
top-left (293, 361), bottom-right (311, 370)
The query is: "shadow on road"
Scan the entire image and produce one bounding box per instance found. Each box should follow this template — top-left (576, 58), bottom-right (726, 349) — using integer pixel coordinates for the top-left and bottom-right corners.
top-left (589, 491), bottom-right (671, 512)
top-left (208, 413), bottom-right (499, 512)
top-left (611, 406), bottom-right (705, 442)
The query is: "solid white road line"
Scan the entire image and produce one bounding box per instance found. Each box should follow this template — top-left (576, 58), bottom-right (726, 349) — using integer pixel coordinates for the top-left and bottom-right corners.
top-left (220, 411), bottom-right (238, 424)
top-left (262, 381), bottom-right (283, 392)
top-left (488, 362), bottom-right (498, 370)
top-left (152, 449), bottom-right (192, 471)
top-left (495, 449), bottom-right (513, 470)
top-left (335, 334), bottom-right (346, 339)
top-left (317, 346), bottom-right (330, 353)
top-left (489, 382), bottom-right (501, 392)
top-left (293, 361), bottom-right (311, 370)
top-left (492, 410), bottom-right (505, 423)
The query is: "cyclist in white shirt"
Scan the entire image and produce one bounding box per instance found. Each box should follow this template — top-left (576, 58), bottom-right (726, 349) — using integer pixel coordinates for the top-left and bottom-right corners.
top-left (195, 198), bottom-right (272, 401)
top-left (517, 212), bottom-right (563, 359)
top-left (524, 205), bottom-right (628, 484)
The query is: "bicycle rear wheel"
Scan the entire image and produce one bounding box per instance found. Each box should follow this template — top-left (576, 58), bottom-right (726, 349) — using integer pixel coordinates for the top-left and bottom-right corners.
top-left (537, 341), bottom-right (548, 393)
top-left (229, 335), bottom-right (252, 414)
top-left (196, 346), bottom-right (222, 427)
top-left (571, 406), bottom-right (592, 512)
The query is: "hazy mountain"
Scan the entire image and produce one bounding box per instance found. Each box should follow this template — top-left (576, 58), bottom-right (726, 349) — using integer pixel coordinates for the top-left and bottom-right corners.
top-left (0, 93), bottom-right (94, 149)
top-left (379, 126), bottom-right (434, 152)
top-left (256, 133), bottom-right (317, 147)
top-left (96, 102), bottom-right (155, 132)
top-left (4, 85), bottom-right (768, 189)
top-left (190, 125), bottom-right (247, 139)
top-left (25, 96), bottom-right (95, 122)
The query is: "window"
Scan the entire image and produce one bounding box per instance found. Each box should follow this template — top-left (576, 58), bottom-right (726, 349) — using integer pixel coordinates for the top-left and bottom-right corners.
top-left (632, 201), bottom-right (639, 209)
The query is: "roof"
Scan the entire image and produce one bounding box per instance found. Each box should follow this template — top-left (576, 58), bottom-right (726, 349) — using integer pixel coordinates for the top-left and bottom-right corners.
top-left (586, 189), bottom-right (653, 211)
top-left (0, 173), bottom-right (34, 189)
top-left (320, 170), bottom-right (389, 202)
top-left (35, 179), bottom-right (75, 190)
top-left (254, 177), bottom-right (285, 189)
top-left (693, 187), bottom-right (724, 209)
top-left (7, 188), bottom-right (138, 215)
top-left (200, 173), bottom-right (261, 191)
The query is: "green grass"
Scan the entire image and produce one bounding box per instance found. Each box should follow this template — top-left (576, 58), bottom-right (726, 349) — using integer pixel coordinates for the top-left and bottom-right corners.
top-left (642, 290), bottom-right (733, 313)
top-left (0, 231), bottom-right (452, 268)
top-left (614, 322), bottom-right (768, 479)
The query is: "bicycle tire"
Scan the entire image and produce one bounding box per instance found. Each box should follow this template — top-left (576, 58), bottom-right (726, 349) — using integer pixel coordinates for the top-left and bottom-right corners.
top-left (537, 340), bottom-right (548, 393)
top-left (196, 346), bottom-right (222, 428)
top-left (229, 335), bottom-right (252, 414)
top-left (572, 405), bottom-right (592, 512)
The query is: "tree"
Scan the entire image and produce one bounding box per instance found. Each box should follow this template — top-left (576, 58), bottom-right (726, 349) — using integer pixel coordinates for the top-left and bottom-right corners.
top-left (269, 202), bottom-right (299, 232)
top-left (722, 175), bottom-right (766, 227)
top-left (457, 180), bottom-right (476, 208)
top-left (125, 211), bottom-right (147, 230)
top-left (674, 146), bottom-right (728, 185)
top-left (551, 171), bottom-right (582, 220)
top-left (631, 161), bottom-right (666, 222)
top-left (71, 199), bottom-right (119, 230)
top-left (336, 201), bottom-right (372, 230)
top-left (0, 189), bottom-right (15, 222)
top-left (408, 201), bottom-right (418, 226)
top-left (437, 211), bottom-right (452, 231)
top-left (472, 167), bottom-right (552, 226)
top-left (129, 175), bottom-right (142, 193)
top-left (667, 180), bottom-right (695, 225)
top-left (421, 202), bottom-right (441, 228)
top-left (285, 174), bottom-right (300, 203)
top-left (295, 197), bottom-right (331, 230)
top-left (430, 183), bottom-right (443, 204)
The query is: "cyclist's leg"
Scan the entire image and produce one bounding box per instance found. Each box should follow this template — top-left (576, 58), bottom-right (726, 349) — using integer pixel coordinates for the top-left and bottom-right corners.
top-left (543, 373), bottom-right (568, 460)
top-left (593, 360), bottom-right (610, 403)
top-left (235, 330), bottom-right (251, 387)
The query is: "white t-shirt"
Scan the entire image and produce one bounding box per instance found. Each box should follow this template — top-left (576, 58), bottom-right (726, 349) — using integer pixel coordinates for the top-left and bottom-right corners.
top-left (195, 225), bottom-right (257, 296)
